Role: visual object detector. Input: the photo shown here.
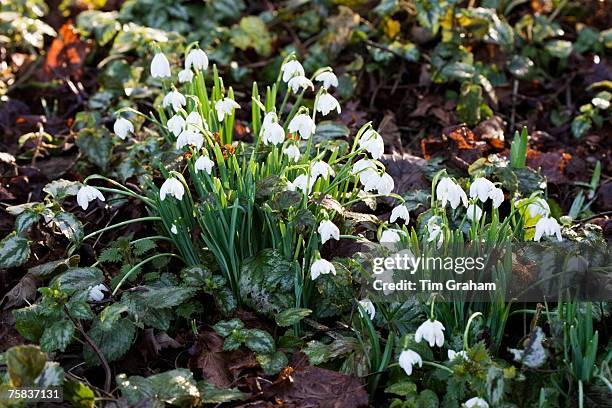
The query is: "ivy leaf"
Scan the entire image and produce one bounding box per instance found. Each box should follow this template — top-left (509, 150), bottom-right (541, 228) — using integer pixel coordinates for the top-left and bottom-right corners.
top-left (256, 351), bottom-right (288, 375)
top-left (275, 308), bottom-right (312, 327)
top-left (84, 318), bottom-right (135, 365)
top-left (197, 381), bottom-right (245, 404)
top-left (0, 232), bottom-right (31, 269)
top-left (40, 320), bottom-right (75, 353)
top-left (244, 329), bottom-right (275, 354)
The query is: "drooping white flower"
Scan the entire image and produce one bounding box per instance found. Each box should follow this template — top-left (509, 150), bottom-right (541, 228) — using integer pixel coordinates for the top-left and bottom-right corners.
top-left (526, 197), bottom-right (550, 218)
top-left (287, 174), bottom-right (317, 194)
top-left (415, 318), bottom-right (445, 347)
top-left (113, 117), bottom-right (134, 140)
top-left (176, 129), bottom-right (204, 150)
top-left (186, 111), bottom-right (207, 131)
top-left (448, 349), bottom-right (469, 362)
top-left (592, 97), bottom-right (610, 110)
top-left (162, 90), bottom-right (187, 112)
top-left (466, 203), bottom-right (483, 222)
top-left (288, 113), bottom-right (316, 139)
top-left (318, 220), bottom-right (340, 244)
top-left (194, 155), bottom-right (214, 174)
top-left (284, 144), bottom-right (301, 162)
top-left (534, 217), bottom-right (562, 242)
top-left (311, 160), bottom-right (334, 179)
top-left (261, 112), bottom-right (285, 146)
top-left (358, 299), bottom-right (376, 320)
top-left (178, 69), bottom-right (194, 83)
top-left (315, 92), bottom-right (341, 116)
top-left (436, 177), bottom-right (468, 209)
top-left (185, 48), bottom-right (208, 71)
top-left (464, 397), bottom-right (489, 408)
top-left (398, 349), bottom-right (422, 376)
top-left (381, 229), bottom-right (402, 243)
top-left (288, 75), bottom-right (314, 93)
top-left (490, 187), bottom-right (504, 208)
top-left (167, 114), bottom-right (186, 137)
top-left (315, 71), bottom-right (338, 89)
top-left (170, 224), bottom-right (178, 235)
top-left (281, 60), bottom-right (305, 82)
top-left (359, 129), bottom-right (385, 159)
top-left (215, 98), bottom-right (240, 122)
top-left (310, 258), bottom-right (336, 280)
top-left (427, 218), bottom-right (444, 247)
top-left (376, 172), bottom-right (395, 195)
top-left (160, 177), bottom-right (185, 201)
top-left (150, 52), bottom-right (171, 78)
top-left (470, 178), bottom-right (495, 203)
top-left (390, 204), bottom-right (410, 223)
top-left (77, 185), bottom-right (105, 210)
top-left (352, 159), bottom-right (379, 187)
top-left (88, 283), bottom-right (108, 302)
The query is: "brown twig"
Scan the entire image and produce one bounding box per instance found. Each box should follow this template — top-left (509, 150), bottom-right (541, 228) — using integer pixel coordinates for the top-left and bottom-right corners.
top-left (64, 306), bottom-right (112, 392)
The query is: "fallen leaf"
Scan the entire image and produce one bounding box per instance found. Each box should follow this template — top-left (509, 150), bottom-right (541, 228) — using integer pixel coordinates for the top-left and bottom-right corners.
top-left (377, 111), bottom-right (403, 155)
top-left (40, 21), bottom-right (90, 81)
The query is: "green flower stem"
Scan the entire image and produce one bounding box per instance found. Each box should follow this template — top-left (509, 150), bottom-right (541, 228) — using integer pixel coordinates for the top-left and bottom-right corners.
top-left (112, 253), bottom-right (182, 296)
top-left (463, 311), bottom-right (483, 350)
top-left (82, 217), bottom-right (162, 242)
top-left (422, 361), bottom-right (454, 373)
top-left (83, 175), bottom-right (155, 206)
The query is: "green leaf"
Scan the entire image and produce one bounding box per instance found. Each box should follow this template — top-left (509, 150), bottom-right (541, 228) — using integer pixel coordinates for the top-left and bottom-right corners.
top-left (84, 318), bottom-right (135, 365)
top-left (223, 332), bottom-right (244, 351)
top-left (545, 40), bottom-right (572, 59)
top-left (256, 351), bottom-right (287, 375)
top-left (117, 369), bottom-right (199, 407)
top-left (64, 379), bottom-right (96, 408)
top-left (571, 114), bottom-right (592, 139)
top-left (131, 286), bottom-right (197, 309)
top-left (66, 299), bottom-right (94, 320)
top-left (133, 239), bottom-right (156, 256)
top-left (13, 305), bottom-right (46, 342)
top-left (54, 267), bottom-right (104, 292)
top-left (385, 380), bottom-right (417, 397)
top-left (54, 212), bottom-right (84, 244)
top-left (507, 55), bottom-right (534, 78)
top-left (197, 381), bottom-right (245, 404)
top-left (40, 320), bottom-right (75, 353)
top-left (213, 319), bottom-right (244, 337)
top-left (29, 255), bottom-right (80, 278)
top-left (0, 232), bottom-right (30, 268)
top-left (244, 329), bottom-right (275, 354)
top-left (98, 247), bottom-right (122, 263)
top-left (15, 210), bottom-right (39, 234)
top-left (43, 179), bottom-right (80, 200)
top-left (313, 121), bottom-right (349, 144)
top-left (275, 308), bottom-right (311, 327)
top-left (36, 361), bottom-right (64, 387)
top-left (5, 345), bottom-right (47, 387)
top-left (230, 16), bottom-right (272, 56)
top-left (181, 265), bottom-right (212, 287)
top-left (75, 127), bottom-right (113, 170)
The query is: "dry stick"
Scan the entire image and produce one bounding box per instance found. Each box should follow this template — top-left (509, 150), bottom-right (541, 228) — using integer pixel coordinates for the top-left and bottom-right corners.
top-left (510, 79), bottom-right (519, 131)
top-left (64, 306), bottom-right (112, 393)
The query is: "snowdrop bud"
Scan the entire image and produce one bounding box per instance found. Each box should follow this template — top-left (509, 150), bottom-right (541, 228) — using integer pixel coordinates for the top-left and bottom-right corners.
top-left (284, 144), bottom-right (301, 162)
top-left (592, 97), bottom-right (610, 110)
top-left (398, 349), bottom-right (422, 376)
top-left (315, 92), bottom-right (341, 116)
top-left (215, 98), bottom-right (240, 122)
top-left (315, 71), bottom-right (338, 89)
top-left (87, 284), bottom-right (108, 302)
top-left (160, 177), bottom-right (185, 201)
top-left (281, 59), bottom-right (305, 82)
top-left (415, 319), bottom-right (445, 347)
top-left (310, 258), bottom-right (336, 280)
top-left (427, 218), bottom-right (444, 247)
top-left (150, 52), bottom-right (171, 78)
top-left (358, 129), bottom-right (384, 159)
top-left (390, 204), bottom-right (410, 223)
top-left (377, 172), bottom-right (395, 195)
top-left (77, 185), bottom-right (105, 210)
top-left (288, 113), bottom-right (316, 139)
top-left (287, 174), bottom-right (316, 194)
top-left (358, 299), bottom-right (376, 320)
top-left (178, 69), bottom-right (194, 83)
top-left (469, 177), bottom-right (495, 203)
top-left (113, 117), bottom-right (134, 140)
top-left (464, 397), bottom-right (489, 408)
top-left (194, 155), bottom-right (214, 174)
top-left (318, 219), bottom-right (340, 244)
top-left (176, 129), bottom-right (204, 150)
top-left (534, 217), bottom-right (562, 242)
top-left (527, 198), bottom-right (550, 218)
top-left (170, 224), bottom-right (178, 235)
top-left (162, 90), bottom-right (187, 112)
top-left (448, 349), bottom-right (469, 362)
top-left (352, 158), bottom-right (377, 180)
top-left (381, 229), bottom-right (402, 243)
top-left (167, 114), bottom-right (186, 137)
top-left (288, 75), bottom-right (314, 93)
top-left (466, 203), bottom-right (483, 222)
top-left (311, 160), bottom-right (334, 179)
top-left (490, 187), bottom-right (504, 209)
top-left (185, 48), bottom-right (208, 71)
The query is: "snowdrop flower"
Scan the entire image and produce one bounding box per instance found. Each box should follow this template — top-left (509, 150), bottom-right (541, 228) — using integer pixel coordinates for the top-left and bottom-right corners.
top-left (287, 174), bottom-right (316, 194)
top-left (178, 69), bottom-right (193, 83)
top-left (526, 197), bottom-right (550, 218)
top-left (185, 48), bottom-right (208, 71)
top-left (113, 117), bottom-right (134, 140)
top-left (358, 299), bottom-right (376, 320)
top-left (352, 159), bottom-right (379, 187)
top-left (427, 218), bottom-right (444, 247)
top-left (194, 155), bottom-right (214, 174)
top-left (592, 97), bottom-right (610, 110)
top-left (490, 187), bottom-right (504, 208)
top-left (390, 204), bottom-right (410, 223)
top-left (534, 217), bottom-right (562, 242)
top-left (466, 203), bottom-right (483, 222)
top-left (359, 129), bottom-right (384, 159)
top-left (415, 319), bottom-right (445, 347)
top-left (150, 52), bottom-right (171, 78)
top-left (448, 349), bottom-right (469, 361)
top-left (464, 397), bottom-right (489, 408)
top-left (186, 111), bottom-right (207, 131)
top-left (316, 92), bottom-right (341, 116)
top-left (315, 71), bottom-right (338, 89)
top-left (288, 113), bottom-right (316, 139)
top-left (310, 259), bottom-right (336, 280)
top-left (284, 144), bottom-right (301, 162)
top-left (311, 160), bottom-right (334, 179)
top-left (160, 177), bottom-right (185, 201)
top-left (372, 172), bottom-right (395, 195)
top-left (470, 178), bottom-right (495, 203)
top-left (318, 220), bottom-right (340, 244)
top-left (88, 284), bottom-right (108, 302)
top-left (398, 349), bottom-right (422, 376)
top-left (167, 114), bottom-right (185, 137)
top-left (281, 59), bottom-right (305, 82)
top-left (77, 185), bottom-right (105, 210)
top-left (288, 75), bottom-right (314, 93)
top-left (215, 98), bottom-right (240, 122)
top-left (170, 224), bottom-right (178, 235)
top-left (176, 129), bottom-right (204, 150)
top-left (436, 177), bottom-right (467, 209)
top-left (163, 90), bottom-right (186, 112)
top-left (381, 229), bottom-right (402, 243)
top-left (261, 112), bottom-right (285, 146)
